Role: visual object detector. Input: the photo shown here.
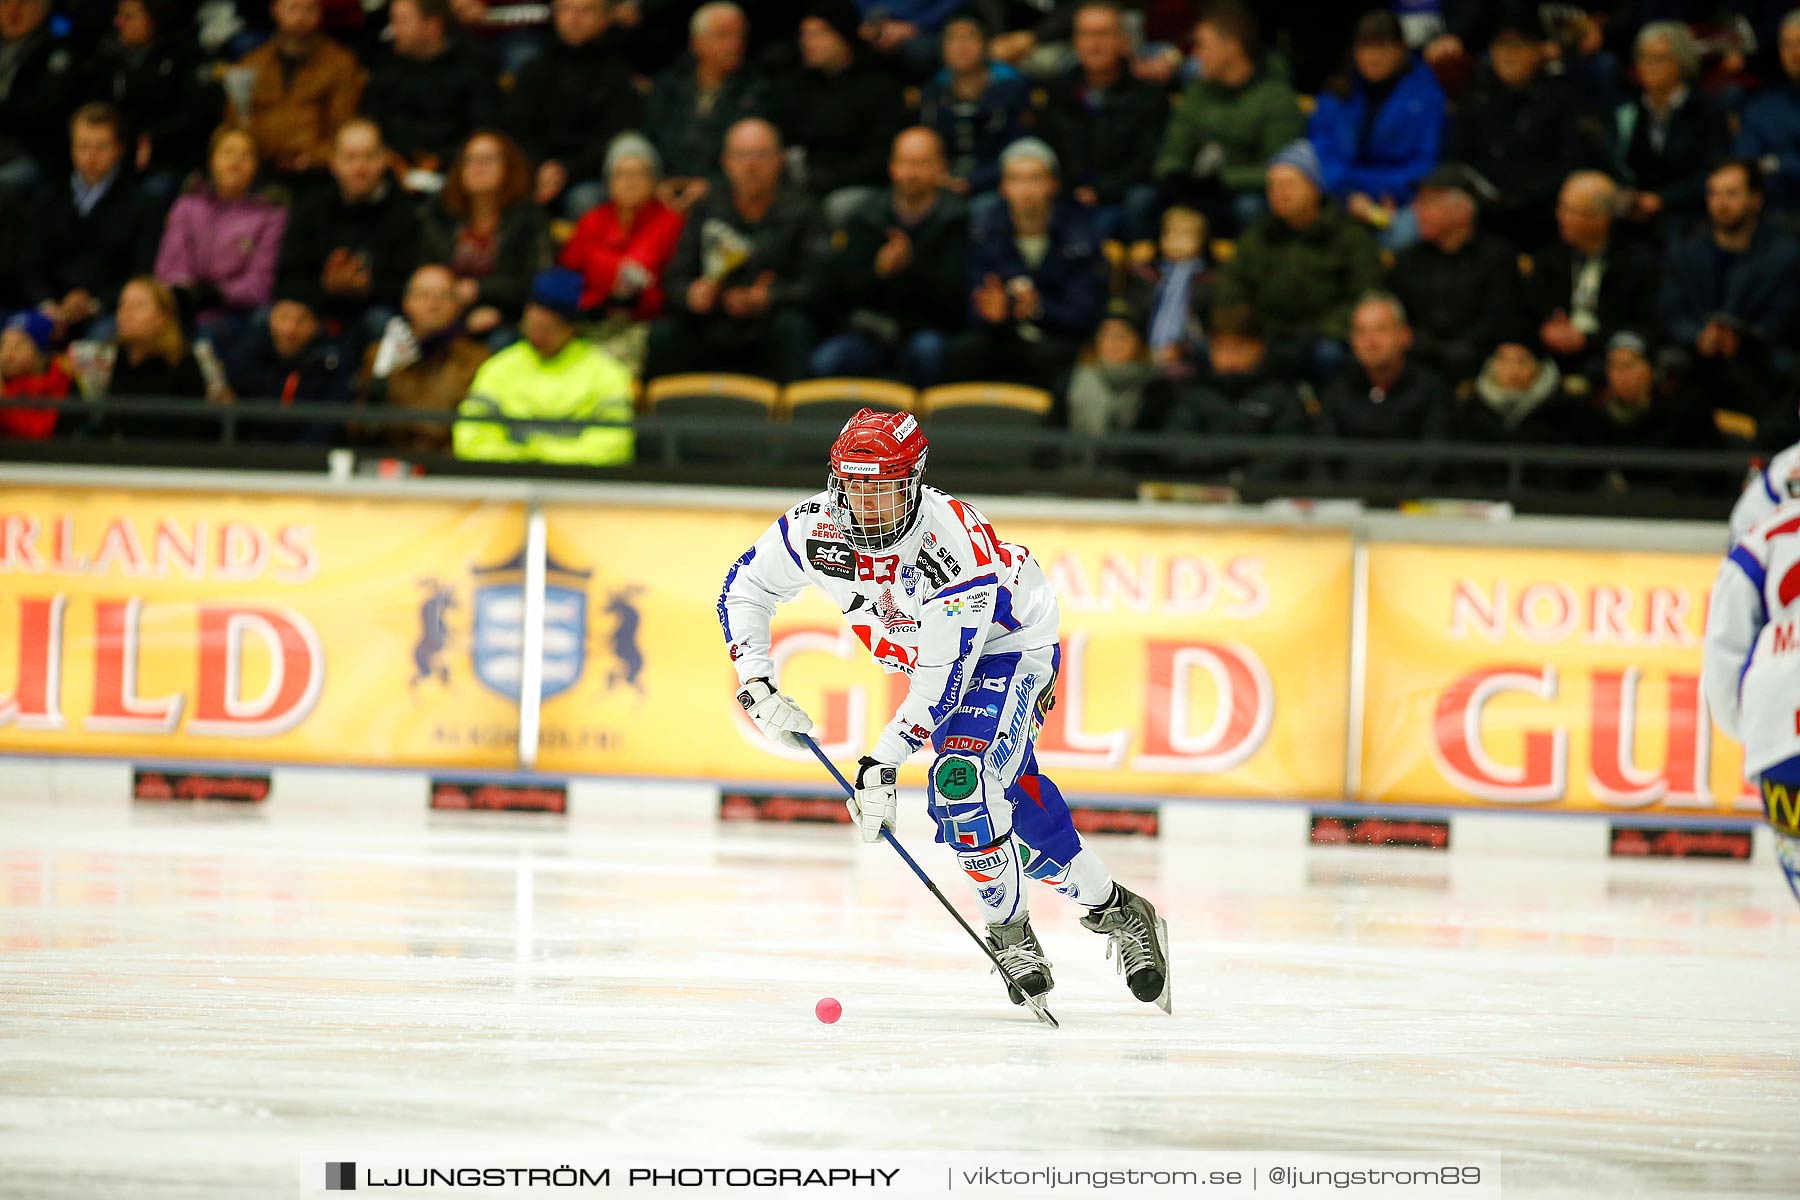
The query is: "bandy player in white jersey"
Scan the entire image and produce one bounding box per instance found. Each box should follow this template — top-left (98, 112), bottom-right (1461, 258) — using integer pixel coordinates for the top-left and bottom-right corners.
top-left (1702, 497), bottom-right (1800, 905)
top-left (718, 409), bottom-right (1171, 1011)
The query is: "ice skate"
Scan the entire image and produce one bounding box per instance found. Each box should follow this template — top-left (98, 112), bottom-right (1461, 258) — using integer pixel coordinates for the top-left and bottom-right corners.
top-left (1080, 884), bottom-right (1171, 1012)
top-left (985, 913), bottom-right (1053, 1005)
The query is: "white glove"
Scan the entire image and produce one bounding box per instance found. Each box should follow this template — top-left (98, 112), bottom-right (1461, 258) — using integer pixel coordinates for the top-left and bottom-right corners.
top-left (847, 757), bottom-right (898, 843)
top-left (735, 677), bottom-right (814, 750)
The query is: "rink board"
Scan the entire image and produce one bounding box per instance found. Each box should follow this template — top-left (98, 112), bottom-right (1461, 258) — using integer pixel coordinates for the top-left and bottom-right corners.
top-left (0, 471), bottom-right (1756, 819)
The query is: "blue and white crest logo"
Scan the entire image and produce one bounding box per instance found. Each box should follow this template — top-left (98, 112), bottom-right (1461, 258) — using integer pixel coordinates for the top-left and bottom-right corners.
top-left (470, 549), bottom-right (593, 701)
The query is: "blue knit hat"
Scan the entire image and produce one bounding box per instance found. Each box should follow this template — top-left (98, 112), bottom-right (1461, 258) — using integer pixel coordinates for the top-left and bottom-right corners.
top-left (529, 267), bottom-right (585, 321)
top-left (3, 310), bottom-right (54, 354)
top-left (1268, 140), bottom-right (1324, 191)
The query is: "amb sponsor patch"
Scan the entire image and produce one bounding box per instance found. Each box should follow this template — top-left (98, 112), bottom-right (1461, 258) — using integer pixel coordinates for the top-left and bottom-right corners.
top-left (934, 754), bottom-right (981, 801)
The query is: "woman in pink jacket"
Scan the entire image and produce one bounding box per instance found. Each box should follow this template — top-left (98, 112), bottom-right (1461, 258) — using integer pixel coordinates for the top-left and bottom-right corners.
top-left (154, 127), bottom-right (290, 355)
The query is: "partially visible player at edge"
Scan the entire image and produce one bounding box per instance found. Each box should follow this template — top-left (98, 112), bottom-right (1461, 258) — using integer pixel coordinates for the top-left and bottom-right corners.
top-left (718, 409), bottom-right (1171, 1011)
top-left (1729, 440), bottom-right (1800, 540)
top-left (1703, 497), bottom-right (1800, 908)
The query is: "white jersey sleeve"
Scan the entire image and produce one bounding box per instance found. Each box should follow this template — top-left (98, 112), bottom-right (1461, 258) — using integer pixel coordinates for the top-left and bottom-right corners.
top-left (1701, 549), bottom-right (1760, 742)
top-left (718, 507), bottom-right (815, 685)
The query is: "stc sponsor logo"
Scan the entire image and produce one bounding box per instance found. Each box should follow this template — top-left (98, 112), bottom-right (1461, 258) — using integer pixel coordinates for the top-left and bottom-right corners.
top-left (807, 539), bottom-right (855, 581)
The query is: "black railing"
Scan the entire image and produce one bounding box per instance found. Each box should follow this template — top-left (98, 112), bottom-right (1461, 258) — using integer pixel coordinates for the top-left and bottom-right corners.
top-left (0, 394), bottom-right (1752, 521)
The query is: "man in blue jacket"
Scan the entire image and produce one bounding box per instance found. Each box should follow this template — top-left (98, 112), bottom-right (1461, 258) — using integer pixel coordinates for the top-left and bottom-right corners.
top-left (945, 137), bottom-right (1104, 398)
top-left (1307, 10), bottom-right (1445, 251)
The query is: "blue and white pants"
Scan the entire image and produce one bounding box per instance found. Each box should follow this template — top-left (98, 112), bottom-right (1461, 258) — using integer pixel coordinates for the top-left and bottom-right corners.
top-left (924, 644), bottom-right (1116, 924)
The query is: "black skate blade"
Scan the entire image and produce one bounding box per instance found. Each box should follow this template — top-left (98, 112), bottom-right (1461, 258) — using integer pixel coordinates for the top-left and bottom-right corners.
top-left (1151, 915), bottom-right (1171, 1015)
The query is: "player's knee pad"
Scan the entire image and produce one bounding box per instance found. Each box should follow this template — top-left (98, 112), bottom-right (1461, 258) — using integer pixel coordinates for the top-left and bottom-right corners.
top-left (929, 752), bottom-right (1011, 847)
top-left (955, 837), bottom-right (1022, 917)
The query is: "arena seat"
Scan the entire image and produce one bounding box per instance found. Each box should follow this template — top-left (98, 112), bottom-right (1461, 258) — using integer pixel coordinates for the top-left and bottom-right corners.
top-left (918, 383), bottom-right (1052, 471)
top-left (780, 378), bottom-right (916, 425)
top-left (644, 373), bottom-right (781, 420)
top-left (919, 382), bottom-right (1052, 425)
top-left (644, 374), bottom-right (781, 462)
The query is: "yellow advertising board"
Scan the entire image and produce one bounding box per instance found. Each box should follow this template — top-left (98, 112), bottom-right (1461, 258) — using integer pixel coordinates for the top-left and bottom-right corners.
top-left (0, 487), bottom-right (525, 768)
top-left (1358, 543), bottom-right (1757, 816)
top-left (538, 504), bottom-right (1353, 799)
top-left (8, 482), bottom-right (1749, 820)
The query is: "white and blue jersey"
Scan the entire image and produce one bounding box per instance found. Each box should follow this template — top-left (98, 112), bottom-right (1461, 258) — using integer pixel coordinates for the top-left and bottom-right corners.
top-left (719, 486), bottom-right (1059, 768)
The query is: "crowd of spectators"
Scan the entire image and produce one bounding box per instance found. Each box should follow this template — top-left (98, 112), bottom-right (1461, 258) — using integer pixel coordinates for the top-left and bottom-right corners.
top-left (1, 0), bottom-right (1796, 490)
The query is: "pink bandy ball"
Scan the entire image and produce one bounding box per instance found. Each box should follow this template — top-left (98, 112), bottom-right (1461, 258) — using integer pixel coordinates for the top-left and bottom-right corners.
top-left (815, 997), bottom-right (842, 1024)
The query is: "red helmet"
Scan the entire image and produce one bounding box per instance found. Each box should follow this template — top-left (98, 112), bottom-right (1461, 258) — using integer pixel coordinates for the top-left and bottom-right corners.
top-left (826, 409), bottom-right (929, 551)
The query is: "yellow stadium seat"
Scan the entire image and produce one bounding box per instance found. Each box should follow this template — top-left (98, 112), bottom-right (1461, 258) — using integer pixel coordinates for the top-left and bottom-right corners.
top-left (780, 378), bottom-right (916, 425)
top-left (1715, 409), bottom-right (1758, 442)
top-left (643, 374), bottom-right (780, 463)
top-left (644, 373), bottom-right (781, 419)
top-left (919, 382), bottom-right (1052, 422)
top-left (918, 384), bottom-right (1052, 471)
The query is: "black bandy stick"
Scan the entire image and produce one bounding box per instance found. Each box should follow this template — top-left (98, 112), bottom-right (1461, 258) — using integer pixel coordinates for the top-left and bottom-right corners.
top-left (801, 735), bottom-right (1059, 1029)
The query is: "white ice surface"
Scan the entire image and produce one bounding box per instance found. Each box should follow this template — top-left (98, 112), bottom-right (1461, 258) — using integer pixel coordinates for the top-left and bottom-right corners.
top-left (0, 766), bottom-right (1796, 1200)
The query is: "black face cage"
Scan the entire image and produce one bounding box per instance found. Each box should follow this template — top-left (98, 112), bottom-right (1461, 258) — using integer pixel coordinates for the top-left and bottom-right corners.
top-left (825, 458), bottom-right (927, 552)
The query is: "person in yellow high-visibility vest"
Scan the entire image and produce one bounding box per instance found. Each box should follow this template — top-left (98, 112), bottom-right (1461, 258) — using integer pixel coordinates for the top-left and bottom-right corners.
top-left (454, 267), bottom-right (634, 465)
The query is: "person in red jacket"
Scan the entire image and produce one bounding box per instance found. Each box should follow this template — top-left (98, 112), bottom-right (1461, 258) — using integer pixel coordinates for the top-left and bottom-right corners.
top-left (559, 133), bottom-right (686, 374)
top-left (0, 310), bottom-right (70, 440)
top-left (560, 133), bottom-right (686, 320)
